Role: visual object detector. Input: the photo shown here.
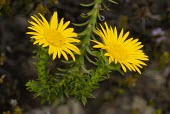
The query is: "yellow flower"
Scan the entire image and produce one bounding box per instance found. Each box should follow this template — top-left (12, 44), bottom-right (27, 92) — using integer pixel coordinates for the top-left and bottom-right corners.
top-left (26, 12), bottom-right (80, 61)
top-left (92, 22), bottom-right (149, 74)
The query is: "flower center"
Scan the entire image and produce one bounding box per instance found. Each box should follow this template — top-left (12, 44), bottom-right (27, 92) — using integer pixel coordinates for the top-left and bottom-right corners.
top-left (109, 44), bottom-right (130, 61)
top-left (44, 29), bottom-right (65, 47)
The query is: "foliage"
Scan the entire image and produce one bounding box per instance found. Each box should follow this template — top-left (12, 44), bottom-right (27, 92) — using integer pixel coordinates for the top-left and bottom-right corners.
top-left (26, 0), bottom-right (125, 105)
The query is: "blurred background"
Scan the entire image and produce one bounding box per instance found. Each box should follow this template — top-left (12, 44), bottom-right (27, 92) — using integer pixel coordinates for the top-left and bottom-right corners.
top-left (0, 0), bottom-right (170, 114)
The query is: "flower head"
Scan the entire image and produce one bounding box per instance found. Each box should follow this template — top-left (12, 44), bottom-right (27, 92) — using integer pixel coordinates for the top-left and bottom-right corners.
top-left (92, 22), bottom-right (149, 74)
top-left (26, 11), bottom-right (80, 61)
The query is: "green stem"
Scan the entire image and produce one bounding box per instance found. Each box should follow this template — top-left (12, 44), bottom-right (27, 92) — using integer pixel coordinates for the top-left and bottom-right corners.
top-left (35, 47), bottom-right (49, 78)
top-left (76, 0), bottom-right (101, 66)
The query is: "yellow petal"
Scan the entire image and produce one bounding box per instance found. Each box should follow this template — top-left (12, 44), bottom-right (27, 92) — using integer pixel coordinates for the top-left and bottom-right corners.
top-left (115, 59), bottom-right (117, 64)
top-left (42, 43), bottom-right (49, 47)
top-left (100, 24), bottom-right (107, 38)
top-left (50, 12), bottom-right (58, 29)
top-left (114, 27), bottom-right (118, 40)
top-left (61, 50), bottom-right (68, 61)
top-left (57, 48), bottom-right (61, 58)
top-left (63, 28), bottom-right (74, 36)
top-left (67, 33), bottom-right (78, 38)
top-left (48, 45), bottom-right (54, 55)
top-left (132, 65), bottom-right (141, 74)
top-left (30, 36), bottom-right (44, 39)
top-left (31, 15), bottom-right (43, 27)
top-left (120, 63), bottom-right (127, 73)
top-left (38, 13), bottom-right (49, 28)
top-left (63, 48), bottom-right (76, 61)
top-left (120, 31), bottom-right (129, 43)
top-left (67, 38), bottom-right (80, 43)
top-left (66, 43), bottom-right (80, 54)
top-left (118, 28), bottom-right (124, 40)
top-left (52, 51), bottom-right (57, 60)
top-left (57, 18), bottom-right (64, 31)
top-left (28, 26), bottom-right (43, 34)
top-left (60, 21), bottom-right (70, 31)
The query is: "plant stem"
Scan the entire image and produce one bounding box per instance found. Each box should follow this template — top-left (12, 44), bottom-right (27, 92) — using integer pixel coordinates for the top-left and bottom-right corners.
top-left (76, 0), bottom-right (102, 66)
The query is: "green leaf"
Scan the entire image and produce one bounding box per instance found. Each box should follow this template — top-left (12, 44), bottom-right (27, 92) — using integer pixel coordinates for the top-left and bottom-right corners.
top-left (57, 68), bottom-right (68, 72)
top-left (80, 1), bottom-right (95, 7)
top-left (108, 0), bottom-right (118, 4)
top-left (64, 89), bottom-right (69, 98)
top-left (55, 73), bottom-right (66, 76)
top-left (80, 13), bottom-right (89, 18)
top-left (72, 21), bottom-right (89, 26)
top-left (86, 46), bottom-right (101, 57)
top-left (88, 93), bottom-right (96, 98)
top-left (98, 15), bottom-right (105, 21)
top-left (61, 60), bottom-right (74, 64)
top-left (117, 69), bottom-right (124, 75)
top-left (108, 64), bottom-right (124, 75)
top-left (85, 54), bottom-right (97, 65)
top-left (81, 66), bottom-right (91, 74)
top-left (87, 8), bottom-right (96, 16)
top-left (86, 47), bottom-right (93, 55)
top-left (78, 29), bottom-right (89, 35)
top-left (91, 34), bottom-right (97, 40)
top-left (81, 96), bottom-right (87, 106)
top-left (91, 51), bottom-right (101, 57)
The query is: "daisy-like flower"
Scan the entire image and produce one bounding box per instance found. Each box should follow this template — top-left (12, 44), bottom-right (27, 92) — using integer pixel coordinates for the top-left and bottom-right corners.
top-left (26, 12), bottom-right (80, 61)
top-left (92, 22), bottom-right (149, 74)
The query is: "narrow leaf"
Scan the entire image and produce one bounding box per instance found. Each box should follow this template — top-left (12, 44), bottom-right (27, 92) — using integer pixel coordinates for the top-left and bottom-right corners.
top-left (80, 1), bottom-right (95, 7)
top-left (108, 0), bottom-right (118, 4)
top-left (72, 21), bottom-right (89, 26)
top-left (78, 29), bottom-right (89, 35)
top-left (57, 68), bottom-right (68, 72)
top-left (85, 54), bottom-right (97, 65)
top-left (61, 60), bottom-right (74, 64)
top-left (80, 13), bottom-right (89, 18)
